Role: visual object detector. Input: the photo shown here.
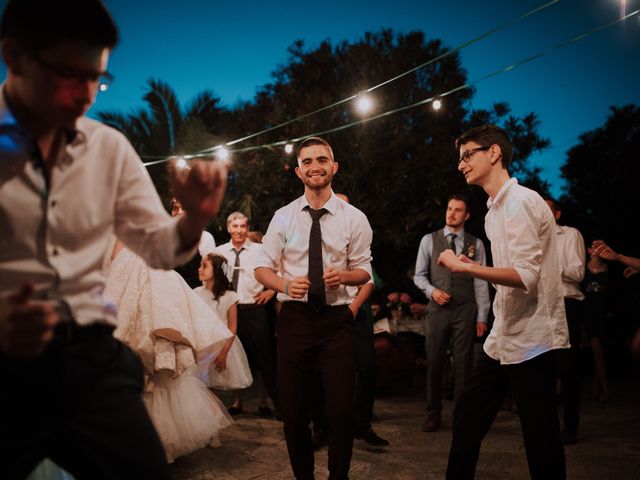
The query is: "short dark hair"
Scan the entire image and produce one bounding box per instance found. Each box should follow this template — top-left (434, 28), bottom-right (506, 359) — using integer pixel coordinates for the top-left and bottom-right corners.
top-left (455, 125), bottom-right (513, 168)
top-left (1, 0), bottom-right (119, 52)
top-left (447, 193), bottom-right (469, 211)
top-left (296, 136), bottom-right (334, 162)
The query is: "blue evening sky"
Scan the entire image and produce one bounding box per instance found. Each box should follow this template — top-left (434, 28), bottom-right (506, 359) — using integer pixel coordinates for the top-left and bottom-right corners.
top-left (1, 0), bottom-right (639, 195)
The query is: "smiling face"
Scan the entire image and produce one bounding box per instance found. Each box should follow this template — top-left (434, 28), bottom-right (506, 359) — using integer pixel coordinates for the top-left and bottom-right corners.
top-left (457, 141), bottom-right (494, 187)
top-left (227, 217), bottom-right (249, 247)
top-left (295, 144), bottom-right (338, 191)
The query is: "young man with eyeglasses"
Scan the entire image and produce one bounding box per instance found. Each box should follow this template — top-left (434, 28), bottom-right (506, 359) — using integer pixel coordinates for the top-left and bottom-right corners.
top-left (437, 125), bottom-right (569, 479)
top-left (0, 1), bottom-right (227, 478)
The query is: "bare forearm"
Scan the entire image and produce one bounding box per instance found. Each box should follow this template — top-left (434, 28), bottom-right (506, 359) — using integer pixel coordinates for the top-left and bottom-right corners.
top-left (340, 268), bottom-right (370, 286)
top-left (351, 282), bottom-right (375, 311)
top-left (466, 264), bottom-right (525, 289)
top-left (255, 267), bottom-right (287, 294)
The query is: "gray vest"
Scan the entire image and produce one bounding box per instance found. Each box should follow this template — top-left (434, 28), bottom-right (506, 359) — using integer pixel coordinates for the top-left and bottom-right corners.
top-left (428, 229), bottom-right (477, 306)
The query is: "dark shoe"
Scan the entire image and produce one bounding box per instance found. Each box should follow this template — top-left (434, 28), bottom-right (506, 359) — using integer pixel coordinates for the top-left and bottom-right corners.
top-left (312, 429), bottom-right (328, 451)
top-left (227, 405), bottom-right (243, 415)
top-left (258, 405), bottom-right (272, 417)
top-left (354, 427), bottom-right (389, 446)
top-left (422, 411), bottom-right (441, 432)
top-left (562, 430), bottom-right (578, 445)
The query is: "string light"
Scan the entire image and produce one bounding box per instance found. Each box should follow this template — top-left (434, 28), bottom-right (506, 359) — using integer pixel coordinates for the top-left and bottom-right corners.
top-left (355, 93), bottom-right (374, 115)
top-left (99, 83), bottom-right (109, 92)
top-left (139, 8), bottom-right (640, 167)
top-left (284, 143), bottom-right (294, 154)
top-left (215, 146), bottom-right (230, 162)
top-left (176, 156), bottom-right (188, 169)
top-left (432, 99), bottom-right (442, 111)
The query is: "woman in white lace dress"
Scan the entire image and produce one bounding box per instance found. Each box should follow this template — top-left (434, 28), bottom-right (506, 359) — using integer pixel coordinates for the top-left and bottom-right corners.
top-left (103, 239), bottom-right (251, 462)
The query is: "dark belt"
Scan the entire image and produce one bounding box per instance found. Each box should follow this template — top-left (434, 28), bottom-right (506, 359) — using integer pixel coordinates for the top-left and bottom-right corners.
top-left (52, 322), bottom-right (115, 346)
top-left (237, 303), bottom-right (264, 310)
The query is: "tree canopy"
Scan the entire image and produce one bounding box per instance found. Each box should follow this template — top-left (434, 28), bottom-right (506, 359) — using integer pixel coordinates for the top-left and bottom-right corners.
top-left (99, 29), bottom-right (551, 289)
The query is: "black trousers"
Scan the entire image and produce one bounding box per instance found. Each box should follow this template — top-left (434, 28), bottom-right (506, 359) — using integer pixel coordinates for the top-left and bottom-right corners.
top-left (311, 310), bottom-right (378, 433)
top-left (559, 298), bottom-right (584, 434)
top-left (277, 302), bottom-right (356, 480)
top-left (446, 350), bottom-right (565, 480)
top-left (237, 304), bottom-right (280, 409)
top-left (0, 330), bottom-right (169, 480)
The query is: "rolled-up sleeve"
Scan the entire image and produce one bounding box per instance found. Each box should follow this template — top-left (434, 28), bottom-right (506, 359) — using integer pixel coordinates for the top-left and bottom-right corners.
top-left (504, 198), bottom-right (542, 295)
top-left (113, 142), bottom-right (197, 269)
top-left (255, 211), bottom-right (285, 272)
top-left (346, 213), bottom-right (373, 280)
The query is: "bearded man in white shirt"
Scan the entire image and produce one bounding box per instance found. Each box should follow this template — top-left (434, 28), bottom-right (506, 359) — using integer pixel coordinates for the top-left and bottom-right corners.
top-left (438, 125), bottom-right (569, 480)
top-left (0, 1), bottom-right (226, 478)
top-left (255, 137), bottom-right (373, 480)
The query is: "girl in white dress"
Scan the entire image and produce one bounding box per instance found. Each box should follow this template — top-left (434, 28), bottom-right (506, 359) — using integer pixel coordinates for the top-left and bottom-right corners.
top-left (103, 240), bottom-right (251, 462)
top-left (194, 254), bottom-right (246, 412)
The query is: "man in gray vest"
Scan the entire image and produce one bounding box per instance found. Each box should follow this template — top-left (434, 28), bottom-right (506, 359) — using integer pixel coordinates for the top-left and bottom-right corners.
top-left (413, 194), bottom-right (490, 432)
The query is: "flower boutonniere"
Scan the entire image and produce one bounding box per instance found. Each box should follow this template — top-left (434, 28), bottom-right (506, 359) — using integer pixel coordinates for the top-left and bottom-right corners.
top-left (464, 244), bottom-right (476, 259)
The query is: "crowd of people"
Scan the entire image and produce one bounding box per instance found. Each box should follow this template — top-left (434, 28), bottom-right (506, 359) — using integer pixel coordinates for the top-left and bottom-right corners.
top-left (1, 1), bottom-right (639, 480)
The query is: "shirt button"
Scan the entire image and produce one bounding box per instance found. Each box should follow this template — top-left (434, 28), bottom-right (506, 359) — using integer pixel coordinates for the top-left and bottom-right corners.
top-left (51, 200), bottom-right (57, 207)
top-left (52, 249), bottom-right (58, 256)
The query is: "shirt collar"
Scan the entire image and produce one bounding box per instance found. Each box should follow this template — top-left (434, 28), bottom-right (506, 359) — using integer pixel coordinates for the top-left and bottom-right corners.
top-left (443, 226), bottom-right (464, 237)
top-left (299, 190), bottom-right (338, 215)
top-left (487, 177), bottom-right (518, 209)
top-left (227, 239), bottom-right (252, 251)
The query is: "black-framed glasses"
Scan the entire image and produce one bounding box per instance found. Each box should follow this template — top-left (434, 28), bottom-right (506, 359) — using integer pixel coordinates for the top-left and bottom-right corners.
top-left (458, 146), bottom-right (490, 164)
top-left (32, 53), bottom-right (114, 91)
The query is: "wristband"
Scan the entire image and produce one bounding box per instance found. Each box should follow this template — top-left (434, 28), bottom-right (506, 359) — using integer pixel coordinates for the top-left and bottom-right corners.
top-left (284, 282), bottom-right (290, 296)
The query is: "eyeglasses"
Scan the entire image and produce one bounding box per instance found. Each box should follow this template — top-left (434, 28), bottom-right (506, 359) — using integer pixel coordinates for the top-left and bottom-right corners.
top-left (459, 146), bottom-right (490, 164)
top-left (32, 53), bottom-right (114, 92)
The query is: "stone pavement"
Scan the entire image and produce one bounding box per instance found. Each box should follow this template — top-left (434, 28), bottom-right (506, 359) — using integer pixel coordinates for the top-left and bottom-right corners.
top-left (169, 376), bottom-right (640, 479)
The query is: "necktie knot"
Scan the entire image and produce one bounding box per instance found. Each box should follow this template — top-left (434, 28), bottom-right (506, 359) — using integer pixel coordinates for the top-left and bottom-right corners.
top-left (307, 207), bottom-right (327, 222)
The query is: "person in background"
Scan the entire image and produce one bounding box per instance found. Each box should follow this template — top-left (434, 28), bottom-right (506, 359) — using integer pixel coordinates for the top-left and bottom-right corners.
top-left (413, 194), bottom-right (490, 432)
top-left (544, 197), bottom-right (586, 445)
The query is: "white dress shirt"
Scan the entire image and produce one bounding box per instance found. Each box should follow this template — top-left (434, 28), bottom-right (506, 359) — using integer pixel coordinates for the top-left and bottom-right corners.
top-left (0, 87), bottom-right (195, 326)
top-left (256, 192), bottom-right (373, 305)
top-left (413, 226), bottom-right (491, 324)
top-left (554, 225), bottom-right (585, 300)
top-left (215, 240), bottom-right (265, 305)
top-left (199, 231), bottom-right (216, 257)
top-left (483, 178), bottom-right (570, 365)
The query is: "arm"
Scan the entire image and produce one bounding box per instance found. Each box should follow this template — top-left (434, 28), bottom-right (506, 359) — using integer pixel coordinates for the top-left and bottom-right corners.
top-left (592, 241), bottom-right (640, 271)
top-left (255, 267), bottom-right (310, 300)
top-left (438, 250), bottom-right (525, 289)
top-left (473, 239), bottom-right (491, 336)
top-left (413, 234), bottom-right (451, 305)
top-left (0, 284), bottom-right (59, 358)
top-left (349, 282), bottom-right (375, 314)
top-left (213, 302), bottom-right (237, 372)
top-left (561, 228), bottom-right (586, 284)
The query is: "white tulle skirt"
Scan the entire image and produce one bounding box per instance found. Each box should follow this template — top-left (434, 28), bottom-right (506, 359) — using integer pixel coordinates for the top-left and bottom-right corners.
top-left (144, 368), bottom-right (233, 463)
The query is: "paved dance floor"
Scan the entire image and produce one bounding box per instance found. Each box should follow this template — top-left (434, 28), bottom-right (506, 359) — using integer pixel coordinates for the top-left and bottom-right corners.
top-left (169, 374), bottom-right (640, 479)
